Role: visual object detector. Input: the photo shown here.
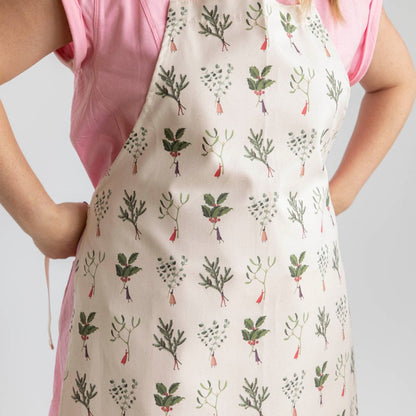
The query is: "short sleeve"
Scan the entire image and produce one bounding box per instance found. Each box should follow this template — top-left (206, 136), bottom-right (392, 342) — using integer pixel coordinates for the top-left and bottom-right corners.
top-left (53, 0), bottom-right (95, 73)
top-left (348, 0), bottom-right (383, 86)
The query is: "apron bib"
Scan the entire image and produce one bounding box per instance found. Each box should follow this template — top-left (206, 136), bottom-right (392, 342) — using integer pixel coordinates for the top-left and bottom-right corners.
top-left (56, 0), bottom-right (357, 414)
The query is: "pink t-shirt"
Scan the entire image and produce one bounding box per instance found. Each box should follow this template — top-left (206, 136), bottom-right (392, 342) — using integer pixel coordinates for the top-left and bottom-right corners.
top-left (54, 0), bottom-right (383, 189)
top-left (48, 1), bottom-right (383, 415)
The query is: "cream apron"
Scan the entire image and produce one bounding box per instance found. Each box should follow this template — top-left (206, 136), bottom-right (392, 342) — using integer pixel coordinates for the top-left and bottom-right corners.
top-left (48, 0), bottom-right (359, 414)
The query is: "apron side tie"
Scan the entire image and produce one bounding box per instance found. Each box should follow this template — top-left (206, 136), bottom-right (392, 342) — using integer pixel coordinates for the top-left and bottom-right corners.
top-left (45, 255), bottom-right (54, 350)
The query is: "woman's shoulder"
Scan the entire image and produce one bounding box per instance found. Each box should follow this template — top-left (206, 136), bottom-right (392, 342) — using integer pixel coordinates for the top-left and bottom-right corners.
top-left (315, 0), bottom-right (384, 85)
top-left (53, 0), bottom-right (383, 85)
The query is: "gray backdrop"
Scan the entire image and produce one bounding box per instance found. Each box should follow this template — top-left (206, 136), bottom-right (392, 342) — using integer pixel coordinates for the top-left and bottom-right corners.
top-left (0, 1), bottom-right (415, 414)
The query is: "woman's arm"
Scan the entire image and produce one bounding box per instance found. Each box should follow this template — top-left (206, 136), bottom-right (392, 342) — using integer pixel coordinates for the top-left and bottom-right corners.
top-left (329, 6), bottom-right (416, 215)
top-left (0, 0), bottom-right (88, 259)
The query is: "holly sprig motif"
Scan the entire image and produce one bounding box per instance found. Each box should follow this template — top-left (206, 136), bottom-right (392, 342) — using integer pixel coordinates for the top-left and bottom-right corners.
top-left (201, 193), bottom-right (233, 243)
top-left (154, 382), bottom-right (185, 414)
top-left (314, 361), bottom-right (329, 406)
top-left (241, 315), bottom-right (270, 364)
top-left (115, 252), bottom-right (142, 302)
top-left (288, 251), bottom-right (309, 299)
top-left (162, 127), bottom-right (191, 176)
top-left (247, 65), bottom-right (276, 115)
top-left (280, 10), bottom-right (301, 53)
top-left (78, 312), bottom-right (98, 360)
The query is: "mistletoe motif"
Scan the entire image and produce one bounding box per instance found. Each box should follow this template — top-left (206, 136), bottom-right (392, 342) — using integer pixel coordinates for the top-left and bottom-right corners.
top-left (201, 127), bottom-right (234, 177)
top-left (288, 251), bottom-right (309, 299)
top-left (198, 256), bottom-right (233, 307)
top-left (239, 377), bottom-right (270, 416)
top-left (83, 250), bottom-right (105, 298)
top-left (162, 127), bottom-right (191, 176)
top-left (245, 255), bottom-right (277, 303)
top-left (109, 378), bottom-right (138, 416)
top-left (158, 191), bottom-right (190, 241)
top-left (198, 5), bottom-right (232, 51)
top-left (154, 382), bottom-right (185, 414)
top-left (283, 312), bottom-right (310, 359)
top-left (247, 65), bottom-right (276, 115)
top-left (335, 352), bottom-right (350, 397)
top-left (289, 66), bottom-right (316, 115)
top-left (152, 318), bottom-right (186, 370)
top-left (123, 127), bottom-right (148, 174)
top-left (200, 63), bottom-right (234, 115)
top-left (201, 193), bottom-right (233, 243)
top-left (326, 68), bottom-right (343, 112)
top-left (287, 191), bottom-right (308, 238)
top-left (280, 10), bottom-right (301, 53)
top-left (245, 2), bottom-right (272, 50)
top-left (196, 379), bottom-right (228, 415)
top-left (281, 370), bottom-right (306, 415)
top-left (166, 6), bottom-right (187, 52)
top-left (110, 314), bottom-right (141, 365)
top-left (93, 188), bottom-right (111, 237)
top-left (335, 294), bottom-right (348, 341)
top-left (315, 305), bottom-right (330, 350)
top-left (247, 192), bottom-right (278, 242)
top-left (314, 361), bottom-right (330, 406)
top-left (306, 14), bottom-right (331, 57)
top-left (243, 128), bottom-right (276, 177)
top-left (156, 255), bottom-right (188, 305)
top-left (78, 312), bottom-right (98, 360)
top-left (155, 65), bottom-right (189, 115)
top-left (241, 315), bottom-right (270, 364)
top-left (312, 186), bottom-right (326, 233)
top-left (317, 244), bottom-right (329, 292)
top-left (71, 371), bottom-right (97, 416)
top-left (197, 319), bottom-right (230, 367)
top-left (118, 189), bottom-right (147, 240)
top-left (115, 252), bottom-right (142, 302)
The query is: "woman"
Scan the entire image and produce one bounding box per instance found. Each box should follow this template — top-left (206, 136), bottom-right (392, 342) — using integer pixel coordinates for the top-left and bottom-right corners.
top-left (0, 0), bottom-right (415, 415)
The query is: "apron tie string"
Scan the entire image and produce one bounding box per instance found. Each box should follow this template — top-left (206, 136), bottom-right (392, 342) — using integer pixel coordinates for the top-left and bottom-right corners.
top-left (44, 255), bottom-right (54, 350)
